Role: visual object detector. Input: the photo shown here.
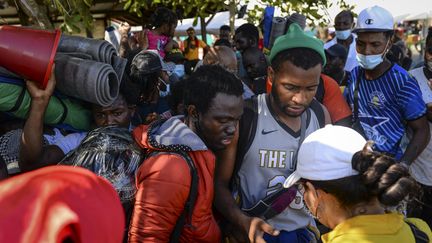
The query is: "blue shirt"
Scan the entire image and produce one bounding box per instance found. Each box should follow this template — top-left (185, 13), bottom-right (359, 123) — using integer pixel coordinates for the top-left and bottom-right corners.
top-left (344, 64), bottom-right (426, 159)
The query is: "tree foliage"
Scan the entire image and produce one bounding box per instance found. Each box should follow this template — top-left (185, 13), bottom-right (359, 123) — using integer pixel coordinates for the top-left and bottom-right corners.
top-left (10, 0), bottom-right (93, 33)
top-left (123, 0), bottom-right (227, 19)
top-left (122, 0), bottom-right (354, 26)
top-left (246, 0), bottom-right (355, 27)
top-left (13, 0), bottom-right (354, 34)
top-left (52, 0), bottom-right (94, 33)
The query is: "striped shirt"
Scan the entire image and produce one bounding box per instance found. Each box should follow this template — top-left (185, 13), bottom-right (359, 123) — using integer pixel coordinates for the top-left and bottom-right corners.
top-left (344, 64), bottom-right (426, 159)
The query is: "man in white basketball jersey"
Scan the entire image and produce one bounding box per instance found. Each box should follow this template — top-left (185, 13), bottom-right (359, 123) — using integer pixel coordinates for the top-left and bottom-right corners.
top-left (214, 23), bottom-right (331, 242)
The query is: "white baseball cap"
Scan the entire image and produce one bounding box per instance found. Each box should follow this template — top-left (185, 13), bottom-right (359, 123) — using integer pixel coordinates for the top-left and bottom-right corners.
top-left (283, 125), bottom-right (367, 188)
top-left (354, 6), bottom-right (394, 33)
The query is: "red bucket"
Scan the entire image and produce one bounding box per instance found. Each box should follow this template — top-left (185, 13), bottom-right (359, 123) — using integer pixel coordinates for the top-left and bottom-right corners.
top-left (0, 26), bottom-right (61, 89)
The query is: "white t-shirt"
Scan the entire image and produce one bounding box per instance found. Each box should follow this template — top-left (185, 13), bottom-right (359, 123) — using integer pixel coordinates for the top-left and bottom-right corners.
top-left (324, 36), bottom-right (359, 72)
top-left (409, 67), bottom-right (432, 186)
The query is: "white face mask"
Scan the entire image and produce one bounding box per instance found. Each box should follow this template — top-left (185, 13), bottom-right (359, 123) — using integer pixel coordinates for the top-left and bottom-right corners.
top-left (356, 41), bottom-right (390, 70)
top-left (173, 64), bottom-right (185, 78)
top-left (158, 77), bottom-right (170, 98)
top-left (335, 29), bottom-right (352, 40)
top-left (159, 84), bottom-right (170, 98)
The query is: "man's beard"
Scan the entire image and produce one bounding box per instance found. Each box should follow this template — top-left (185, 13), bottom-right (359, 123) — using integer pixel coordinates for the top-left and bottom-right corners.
top-left (271, 84), bottom-right (303, 118)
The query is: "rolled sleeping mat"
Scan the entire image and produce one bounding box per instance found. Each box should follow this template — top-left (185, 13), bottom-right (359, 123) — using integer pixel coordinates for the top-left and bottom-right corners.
top-left (56, 52), bottom-right (127, 85)
top-left (56, 52), bottom-right (93, 60)
top-left (0, 76), bottom-right (92, 131)
top-left (58, 34), bottom-right (117, 64)
top-left (55, 54), bottom-right (120, 106)
top-left (269, 17), bottom-right (287, 49)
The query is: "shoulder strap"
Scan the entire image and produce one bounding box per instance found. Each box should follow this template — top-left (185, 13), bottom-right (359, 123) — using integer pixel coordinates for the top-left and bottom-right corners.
top-left (184, 38), bottom-right (191, 54)
top-left (170, 150), bottom-right (198, 243)
top-left (234, 95), bottom-right (259, 177)
top-left (309, 99), bottom-right (325, 128)
top-left (147, 151), bottom-right (198, 243)
top-left (292, 109), bottom-right (309, 170)
top-left (405, 220), bottom-right (430, 243)
top-left (353, 69), bottom-right (362, 123)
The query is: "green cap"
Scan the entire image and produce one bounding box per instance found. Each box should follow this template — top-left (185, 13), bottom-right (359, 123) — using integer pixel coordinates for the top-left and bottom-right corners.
top-left (269, 23), bottom-right (326, 66)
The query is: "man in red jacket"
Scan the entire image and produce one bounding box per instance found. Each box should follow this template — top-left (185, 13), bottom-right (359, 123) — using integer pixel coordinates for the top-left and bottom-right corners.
top-left (129, 65), bottom-right (244, 242)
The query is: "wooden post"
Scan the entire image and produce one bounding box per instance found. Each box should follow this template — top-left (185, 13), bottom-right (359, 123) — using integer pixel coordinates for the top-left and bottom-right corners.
top-left (200, 16), bottom-right (207, 44)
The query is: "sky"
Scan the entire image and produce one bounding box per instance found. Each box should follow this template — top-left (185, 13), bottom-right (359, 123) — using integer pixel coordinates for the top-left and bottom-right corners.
top-left (248, 0), bottom-right (431, 24)
top-left (325, 0), bottom-right (431, 21)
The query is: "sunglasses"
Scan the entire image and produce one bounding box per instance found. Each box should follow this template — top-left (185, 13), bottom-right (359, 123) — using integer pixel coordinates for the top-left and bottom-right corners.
top-left (427, 46), bottom-right (432, 55)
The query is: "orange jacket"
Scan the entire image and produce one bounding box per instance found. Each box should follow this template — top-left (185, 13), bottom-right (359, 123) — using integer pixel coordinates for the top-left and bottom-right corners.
top-left (320, 74), bottom-right (352, 123)
top-left (129, 118), bottom-right (221, 243)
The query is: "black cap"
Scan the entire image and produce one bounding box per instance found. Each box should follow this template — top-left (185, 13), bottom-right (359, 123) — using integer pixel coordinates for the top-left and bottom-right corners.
top-left (325, 44), bottom-right (348, 60)
top-left (131, 50), bottom-right (174, 75)
top-left (164, 49), bottom-right (186, 64)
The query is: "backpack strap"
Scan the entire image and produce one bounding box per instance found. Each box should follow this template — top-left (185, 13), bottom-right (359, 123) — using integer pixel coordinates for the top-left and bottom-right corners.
top-left (184, 38), bottom-right (190, 54)
top-left (146, 150), bottom-right (198, 243)
top-left (234, 95), bottom-right (259, 181)
top-left (309, 99), bottom-right (326, 128)
top-left (170, 150), bottom-right (198, 243)
top-left (350, 69), bottom-right (369, 138)
top-left (353, 69), bottom-right (363, 123)
top-left (292, 109), bottom-right (309, 170)
top-left (405, 220), bottom-right (430, 243)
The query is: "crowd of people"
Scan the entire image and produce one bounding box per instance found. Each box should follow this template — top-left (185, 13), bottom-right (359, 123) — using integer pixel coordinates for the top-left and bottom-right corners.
top-left (0, 4), bottom-right (432, 243)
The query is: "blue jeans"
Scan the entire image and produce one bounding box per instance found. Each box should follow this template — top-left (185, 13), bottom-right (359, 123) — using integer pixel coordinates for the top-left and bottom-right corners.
top-left (264, 228), bottom-right (314, 243)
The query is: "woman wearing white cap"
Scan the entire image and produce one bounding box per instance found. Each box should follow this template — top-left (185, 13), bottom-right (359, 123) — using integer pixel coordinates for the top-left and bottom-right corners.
top-left (283, 125), bottom-right (432, 243)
